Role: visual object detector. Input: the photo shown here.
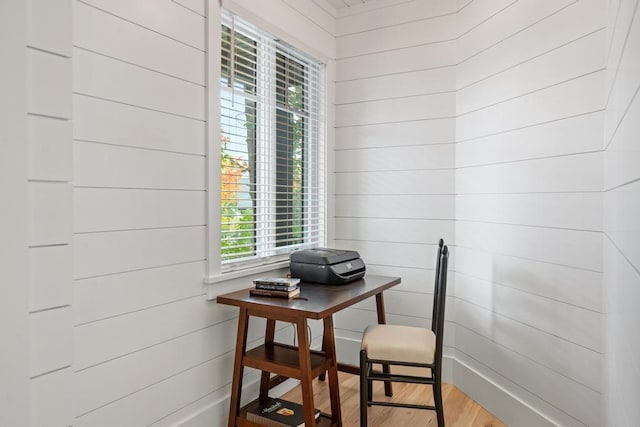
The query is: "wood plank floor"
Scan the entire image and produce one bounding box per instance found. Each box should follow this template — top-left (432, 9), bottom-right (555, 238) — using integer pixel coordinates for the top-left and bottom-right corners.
top-left (281, 372), bottom-right (507, 426)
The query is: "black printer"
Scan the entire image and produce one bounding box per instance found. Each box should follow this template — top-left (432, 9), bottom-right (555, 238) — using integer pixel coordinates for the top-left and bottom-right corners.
top-left (289, 248), bottom-right (366, 285)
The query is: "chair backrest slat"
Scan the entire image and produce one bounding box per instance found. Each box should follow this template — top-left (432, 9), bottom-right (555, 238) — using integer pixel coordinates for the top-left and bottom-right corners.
top-left (433, 245), bottom-right (449, 375)
top-left (431, 239), bottom-right (444, 333)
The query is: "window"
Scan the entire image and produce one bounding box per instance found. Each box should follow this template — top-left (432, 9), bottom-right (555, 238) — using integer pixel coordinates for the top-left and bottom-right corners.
top-left (218, 10), bottom-right (326, 274)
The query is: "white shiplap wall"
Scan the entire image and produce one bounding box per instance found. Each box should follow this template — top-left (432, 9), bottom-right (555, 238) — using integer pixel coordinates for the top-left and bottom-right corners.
top-left (71, 1), bottom-right (209, 424)
top-left (25, 0), bottom-right (74, 425)
top-left (332, 0), bottom-right (457, 369)
top-left (1, 1), bottom-right (29, 426)
top-left (69, 0), bottom-right (336, 426)
top-left (603, 0), bottom-right (640, 425)
top-left (454, 0), bottom-right (605, 426)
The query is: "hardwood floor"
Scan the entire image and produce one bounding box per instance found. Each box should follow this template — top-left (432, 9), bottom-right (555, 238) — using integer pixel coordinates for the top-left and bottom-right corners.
top-left (281, 372), bottom-right (507, 426)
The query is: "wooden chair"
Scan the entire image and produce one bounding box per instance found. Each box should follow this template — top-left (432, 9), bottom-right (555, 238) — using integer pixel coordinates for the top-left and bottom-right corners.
top-left (359, 240), bottom-right (449, 426)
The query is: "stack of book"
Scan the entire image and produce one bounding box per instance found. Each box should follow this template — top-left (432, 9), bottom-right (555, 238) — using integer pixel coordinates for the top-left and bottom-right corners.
top-left (250, 277), bottom-right (301, 299)
top-left (246, 397), bottom-right (320, 426)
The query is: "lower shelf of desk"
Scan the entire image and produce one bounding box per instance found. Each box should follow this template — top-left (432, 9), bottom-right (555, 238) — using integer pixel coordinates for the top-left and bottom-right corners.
top-left (237, 399), bottom-right (336, 427)
top-left (243, 342), bottom-right (333, 380)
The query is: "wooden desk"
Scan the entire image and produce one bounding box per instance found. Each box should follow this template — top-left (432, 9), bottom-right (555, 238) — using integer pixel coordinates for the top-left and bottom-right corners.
top-left (217, 275), bottom-right (401, 427)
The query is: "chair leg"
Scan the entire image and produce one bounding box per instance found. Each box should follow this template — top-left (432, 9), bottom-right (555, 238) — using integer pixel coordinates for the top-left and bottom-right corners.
top-left (433, 378), bottom-right (445, 427)
top-left (360, 350), bottom-right (368, 427)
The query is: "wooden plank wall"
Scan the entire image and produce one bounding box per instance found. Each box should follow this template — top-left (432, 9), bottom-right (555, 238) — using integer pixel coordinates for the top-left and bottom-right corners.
top-left (1, 1), bottom-right (29, 426)
top-left (454, 0), bottom-right (605, 426)
top-left (331, 0), bottom-right (457, 371)
top-left (602, 0), bottom-right (640, 425)
top-left (25, 0), bottom-right (74, 425)
top-left (68, 0), bottom-right (336, 426)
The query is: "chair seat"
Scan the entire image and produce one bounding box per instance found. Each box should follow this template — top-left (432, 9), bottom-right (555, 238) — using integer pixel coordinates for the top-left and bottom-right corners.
top-left (361, 324), bottom-right (436, 365)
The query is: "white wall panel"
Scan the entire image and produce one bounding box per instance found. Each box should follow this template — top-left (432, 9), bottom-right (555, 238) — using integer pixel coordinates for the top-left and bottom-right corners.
top-left (336, 0), bottom-right (453, 37)
top-left (334, 144), bottom-right (454, 172)
top-left (75, 296), bottom-right (235, 370)
top-left (456, 0), bottom-right (516, 37)
top-left (75, 352), bottom-right (236, 427)
top-left (335, 40), bottom-right (455, 82)
top-left (334, 170), bottom-right (454, 195)
top-left (73, 48), bottom-right (205, 120)
top-left (74, 227), bottom-right (206, 279)
top-left (30, 368), bottom-right (73, 427)
top-left (334, 194), bottom-right (455, 219)
top-left (74, 1), bottom-right (205, 85)
top-left (456, 221), bottom-right (603, 271)
top-left (605, 117), bottom-right (640, 189)
top-left (456, 71), bottom-right (605, 141)
top-left (74, 141), bottom-right (205, 190)
top-left (457, 152), bottom-right (603, 194)
top-left (173, 0), bottom-right (205, 15)
top-left (456, 327), bottom-right (600, 426)
top-left (27, 116), bottom-right (72, 182)
top-left (603, 2), bottom-right (640, 145)
top-left (29, 307), bottom-right (72, 377)
top-left (335, 118), bottom-right (455, 149)
top-left (456, 273), bottom-right (601, 354)
top-left (457, 0), bottom-right (575, 62)
top-left (336, 66), bottom-right (455, 104)
top-left (455, 246), bottom-right (602, 312)
top-left (457, 0), bottom-right (605, 89)
top-left (456, 192), bottom-right (602, 231)
top-left (457, 29), bottom-right (605, 115)
top-left (26, 49), bottom-right (71, 118)
top-left (74, 316), bottom-right (268, 417)
top-left (27, 182), bottom-right (72, 247)
top-left (74, 261), bottom-right (206, 324)
top-left (337, 14), bottom-right (455, 58)
top-left (334, 218), bottom-right (453, 245)
top-left (454, 1), bottom-right (607, 424)
top-left (605, 180), bottom-right (640, 271)
top-left (27, 0), bottom-right (71, 56)
top-left (603, 236), bottom-right (640, 427)
top-left (29, 245), bottom-right (73, 312)
top-left (454, 351), bottom-right (586, 427)
top-left (285, 0), bottom-right (336, 36)
top-left (456, 300), bottom-right (602, 399)
top-left (75, 188), bottom-right (206, 232)
top-left (365, 264), bottom-right (447, 294)
top-left (80, 0), bottom-right (205, 49)
top-left (604, 0), bottom-right (637, 96)
top-left (73, 95), bottom-right (205, 155)
top-left (601, 2), bottom-right (640, 421)
top-left (61, 0), bottom-right (337, 426)
top-left (456, 111), bottom-right (603, 164)
top-left (335, 92), bottom-right (455, 127)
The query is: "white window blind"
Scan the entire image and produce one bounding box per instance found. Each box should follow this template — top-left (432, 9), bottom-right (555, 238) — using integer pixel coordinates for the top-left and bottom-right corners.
top-left (219, 10), bottom-right (326, 272)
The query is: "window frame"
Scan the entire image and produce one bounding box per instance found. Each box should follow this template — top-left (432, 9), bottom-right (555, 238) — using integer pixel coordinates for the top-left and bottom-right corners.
top-left (206, 7), bottom-right (327, 292)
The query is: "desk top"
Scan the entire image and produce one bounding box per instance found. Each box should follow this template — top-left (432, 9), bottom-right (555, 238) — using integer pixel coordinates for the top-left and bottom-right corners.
top-left (216, 275), bottom-right (401, 320)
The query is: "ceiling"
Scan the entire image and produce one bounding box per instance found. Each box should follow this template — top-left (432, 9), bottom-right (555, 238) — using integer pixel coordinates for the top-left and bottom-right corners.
top-left (323, 0), bottom-right (375, 10)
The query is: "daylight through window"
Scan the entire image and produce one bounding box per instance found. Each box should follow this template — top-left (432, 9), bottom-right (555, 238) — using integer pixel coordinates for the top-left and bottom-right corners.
top-left (219, 10), bottom-right (326, 271)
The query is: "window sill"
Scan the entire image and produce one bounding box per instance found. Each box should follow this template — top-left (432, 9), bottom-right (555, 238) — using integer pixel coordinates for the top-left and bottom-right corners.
top-left (204, 260), bottom-right (290, 300)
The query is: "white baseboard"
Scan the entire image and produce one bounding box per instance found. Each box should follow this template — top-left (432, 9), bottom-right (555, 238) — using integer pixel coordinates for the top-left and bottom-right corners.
top-left (452, 357), bottom-right (559, 427)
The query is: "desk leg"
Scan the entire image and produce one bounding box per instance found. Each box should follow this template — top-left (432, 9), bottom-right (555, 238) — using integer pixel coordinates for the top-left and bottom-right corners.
top-left (375, 293), bottom-right (393, 397)
top-left (296, 318), bottom-right (319, 427)
top-left (228, 307), bottom-right (249, 427)
top-left (259, 319), bottom-right (276, 399)
top-left (323, 315), bottom-right (342, 426)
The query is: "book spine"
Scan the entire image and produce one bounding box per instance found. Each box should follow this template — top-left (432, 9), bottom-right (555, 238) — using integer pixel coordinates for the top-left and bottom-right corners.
top-left (249, 289), bottom-right (292, 298)
top-left (254, 283), bottom-right (296, 291)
